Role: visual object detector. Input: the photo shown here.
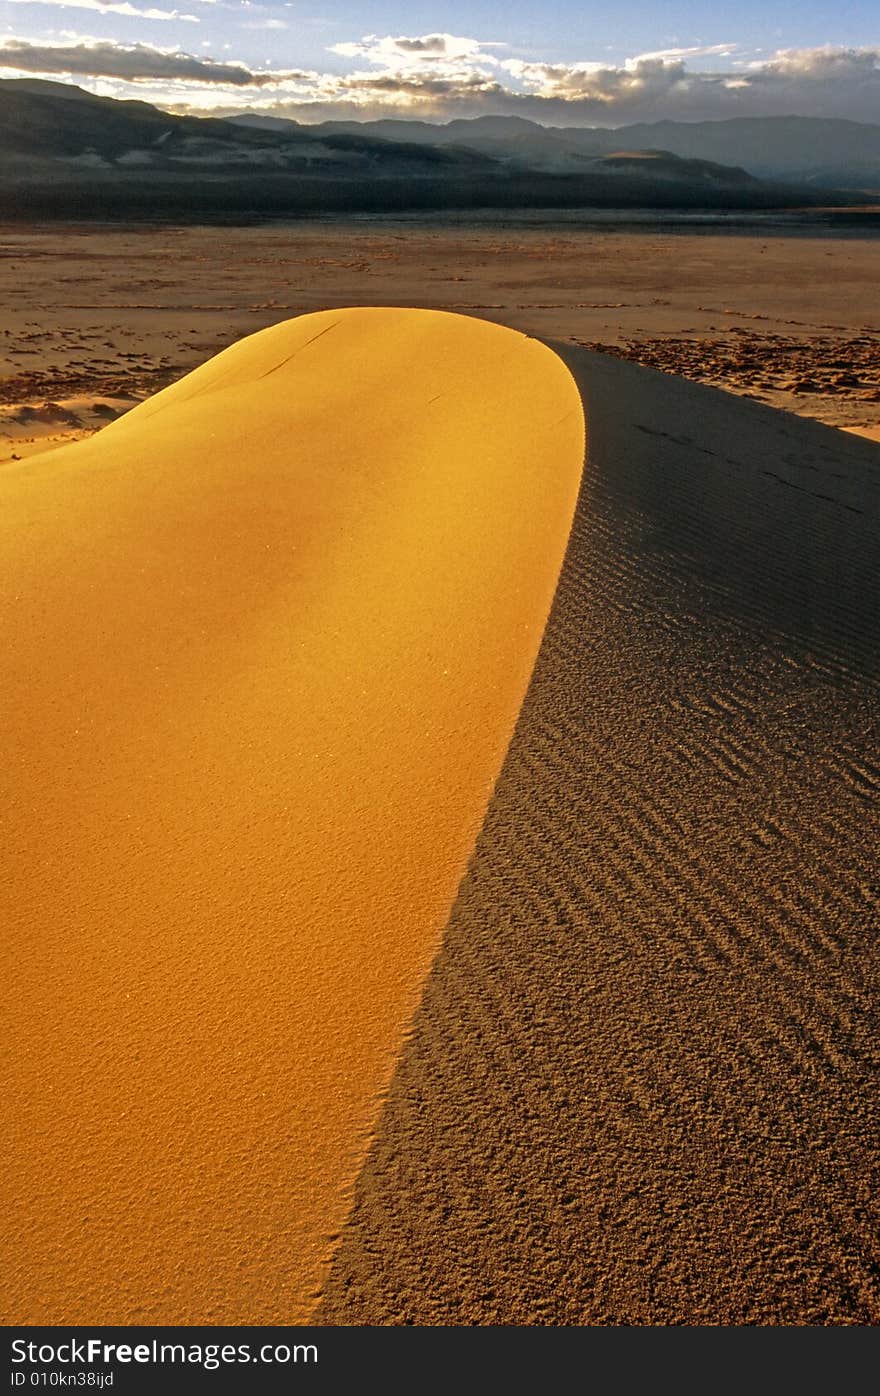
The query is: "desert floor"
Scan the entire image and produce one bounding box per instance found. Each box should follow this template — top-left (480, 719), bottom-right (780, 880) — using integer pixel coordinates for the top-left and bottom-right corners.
top-left (0, 217), bottom-right (878, 466)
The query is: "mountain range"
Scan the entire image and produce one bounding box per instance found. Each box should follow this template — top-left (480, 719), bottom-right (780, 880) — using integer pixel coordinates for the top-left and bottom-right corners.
top-left (238, 112), bottom-right (880, 191)
top-left (1, 78), bottom-right (877, 220)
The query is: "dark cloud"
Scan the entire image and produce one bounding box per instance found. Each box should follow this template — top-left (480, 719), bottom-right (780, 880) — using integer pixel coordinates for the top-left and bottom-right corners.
top-left (394, 37), bottom-right (450, 55)
top-left (0, 40), bottom-right (307, 87)
top-left (338, 71), bottom-right (501, 98)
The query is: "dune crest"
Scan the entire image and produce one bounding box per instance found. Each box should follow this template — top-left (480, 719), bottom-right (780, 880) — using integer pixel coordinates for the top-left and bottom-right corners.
top-left (1, 308), bottom-right (584, 1323)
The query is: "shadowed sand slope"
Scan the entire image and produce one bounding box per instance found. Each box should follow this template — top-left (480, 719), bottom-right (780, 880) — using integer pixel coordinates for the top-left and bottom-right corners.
top-left (319, 348), bottom-right (880, 1326)
top-left (0, 309), bottom-right (584, 1323)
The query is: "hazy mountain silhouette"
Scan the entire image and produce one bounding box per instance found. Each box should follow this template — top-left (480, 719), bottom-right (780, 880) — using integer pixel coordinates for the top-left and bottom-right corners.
top-left (0, 79), bottom-right (492, 174)
top-left (237, 112), bottom-right (880, 191)
top-left (1, 79), bottom-right (876, 220)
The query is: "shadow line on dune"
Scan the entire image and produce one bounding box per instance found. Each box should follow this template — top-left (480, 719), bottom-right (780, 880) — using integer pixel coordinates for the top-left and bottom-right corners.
top-left (316, 346), bottom-right (880, 1326)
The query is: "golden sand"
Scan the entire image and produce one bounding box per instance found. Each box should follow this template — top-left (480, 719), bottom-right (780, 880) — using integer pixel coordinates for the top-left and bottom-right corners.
top-left (844, 423), bottom-right (880, 443)
top-left (1, 308), bottom-right (584, 1322)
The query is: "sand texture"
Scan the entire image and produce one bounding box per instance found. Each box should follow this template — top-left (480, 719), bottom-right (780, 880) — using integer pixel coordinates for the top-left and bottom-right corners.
top-left (319, 346), bottom-right (880, 1326)
top-left (0, 308), bottom-right (584, 1323)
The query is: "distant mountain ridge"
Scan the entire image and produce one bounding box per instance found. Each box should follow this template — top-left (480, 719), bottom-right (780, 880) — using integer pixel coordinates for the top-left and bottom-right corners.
top-left (0, 78), bottom-right (492, 175)
top-left (0, 79), bottom-right (876, 219)
top-left (234, 111), bottom-right (880, 191)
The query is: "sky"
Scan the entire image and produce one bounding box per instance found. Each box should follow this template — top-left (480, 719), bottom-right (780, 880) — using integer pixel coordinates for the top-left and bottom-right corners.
top-left (0, 0), bottom-right (878, 125)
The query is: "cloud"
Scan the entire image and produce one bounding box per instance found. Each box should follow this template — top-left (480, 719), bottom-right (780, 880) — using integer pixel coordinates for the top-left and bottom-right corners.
top-left (0, 29), bottom-right (877, 125)
top-left (5, 0), bottom-right (199, 21)
top-left (0, 38), bottom-right (305, 85)
top-left (494, 45), bottom-right (880, 123)
top-left (746, 44), bottom-right (880, 81)
top-left (503, 55), bottom-right (677, 96)
top-left (330, 32), bottom-right (502, 71)
top-left (338, 72), bottom-right (502, 100)
top-left (626, 44), bottom-right (736, 66)
top-left (316, 34), bottom-right (880, 124)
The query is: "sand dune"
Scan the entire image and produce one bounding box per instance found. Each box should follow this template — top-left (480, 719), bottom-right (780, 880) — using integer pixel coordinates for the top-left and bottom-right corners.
top-left (0, 308), bottom-right (584, 1323)
top-left (319, 347), bottom-right (880, 1325)
top-left (5, 304), bottom-right (878, 1328)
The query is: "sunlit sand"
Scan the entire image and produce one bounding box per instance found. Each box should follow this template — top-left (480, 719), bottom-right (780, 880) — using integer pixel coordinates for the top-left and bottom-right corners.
top-left (1, 308), bottom-right (584, 1323)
